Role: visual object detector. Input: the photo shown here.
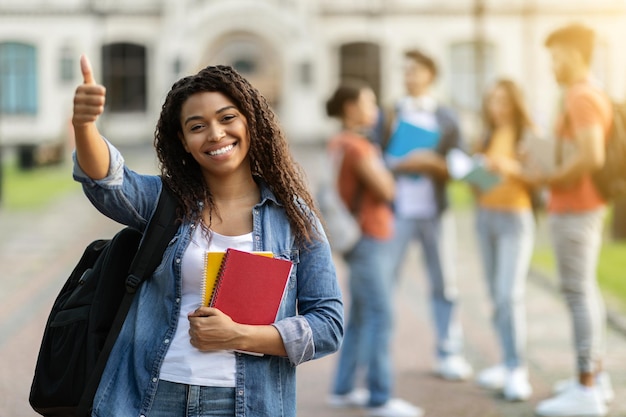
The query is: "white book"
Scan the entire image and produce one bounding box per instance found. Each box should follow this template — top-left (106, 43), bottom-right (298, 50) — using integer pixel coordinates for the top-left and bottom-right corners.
top-left (446, 148), bottom-right (501, 191)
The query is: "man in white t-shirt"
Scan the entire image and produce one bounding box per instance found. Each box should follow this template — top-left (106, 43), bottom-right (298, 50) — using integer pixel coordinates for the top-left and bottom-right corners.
top-left (384, 49), bottom-right (472, 381)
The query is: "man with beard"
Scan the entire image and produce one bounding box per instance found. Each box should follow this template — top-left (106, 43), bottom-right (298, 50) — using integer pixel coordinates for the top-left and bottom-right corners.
top-left (534, 23), bottom-right (614, 417)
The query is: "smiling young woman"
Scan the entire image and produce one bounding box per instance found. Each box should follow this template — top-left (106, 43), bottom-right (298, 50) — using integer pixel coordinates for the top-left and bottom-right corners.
top-left (71, 55), bottom-right (343, 417)
top-left (179, 93), bottom-right (251, 178)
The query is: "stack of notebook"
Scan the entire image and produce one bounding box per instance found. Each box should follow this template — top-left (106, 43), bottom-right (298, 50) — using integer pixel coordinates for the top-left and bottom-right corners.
top-left (202, 248), bottom-right (293, 325)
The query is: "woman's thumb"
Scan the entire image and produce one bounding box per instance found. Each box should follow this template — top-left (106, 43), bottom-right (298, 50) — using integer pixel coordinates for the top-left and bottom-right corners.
top-left (80, 54), bottom-right (95, 85)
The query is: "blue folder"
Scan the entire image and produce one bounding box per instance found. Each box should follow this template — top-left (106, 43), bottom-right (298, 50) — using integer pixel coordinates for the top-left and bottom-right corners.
top-left (386, 121), bottom-right (439, 158)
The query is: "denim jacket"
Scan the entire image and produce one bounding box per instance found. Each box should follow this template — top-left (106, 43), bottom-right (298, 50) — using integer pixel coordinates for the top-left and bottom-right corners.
top-left (73, 141), bottom-right (344, 417)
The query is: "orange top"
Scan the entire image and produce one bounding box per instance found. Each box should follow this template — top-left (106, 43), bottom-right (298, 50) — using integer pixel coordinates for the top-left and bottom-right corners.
top-left (328, 131), bottom-right (394, 240)
top-left (548, 80), bottom-right (612, 213)
top-left (479, 126), bottom-right (532, 211)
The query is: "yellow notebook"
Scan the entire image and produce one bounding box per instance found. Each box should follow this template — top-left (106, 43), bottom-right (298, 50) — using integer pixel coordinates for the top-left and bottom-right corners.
top-left (202, 251), bottom-right (273, 306)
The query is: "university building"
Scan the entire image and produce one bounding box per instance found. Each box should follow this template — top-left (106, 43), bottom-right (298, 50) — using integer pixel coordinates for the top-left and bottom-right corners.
top-left (1, 0), bottom-right (625, 162)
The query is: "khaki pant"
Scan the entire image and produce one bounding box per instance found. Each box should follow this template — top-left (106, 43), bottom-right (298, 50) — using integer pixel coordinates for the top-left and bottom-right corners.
top-left (549, 208), bottom-right (606, 373)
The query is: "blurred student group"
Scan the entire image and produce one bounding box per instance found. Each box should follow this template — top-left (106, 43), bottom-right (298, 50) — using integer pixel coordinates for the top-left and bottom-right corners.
top-left (2, 1), bottom-right (626, 417)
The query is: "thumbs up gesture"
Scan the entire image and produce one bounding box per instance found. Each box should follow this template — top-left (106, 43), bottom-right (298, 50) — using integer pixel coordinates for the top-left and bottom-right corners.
top-left (72, 54), bottom-right (106, 128)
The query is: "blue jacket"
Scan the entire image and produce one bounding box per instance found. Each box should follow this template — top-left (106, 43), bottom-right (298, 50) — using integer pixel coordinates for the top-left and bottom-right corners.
top-left (73, 141), bottom-right (344, 417)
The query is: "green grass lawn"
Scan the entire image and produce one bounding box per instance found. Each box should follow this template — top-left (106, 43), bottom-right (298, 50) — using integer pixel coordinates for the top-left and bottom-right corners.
top-left (597, 243), bottom-right (626, 312)
top-left (1, 159), bottom-right (79, 210)
top-left (448, 181), bottom-right (475, 209)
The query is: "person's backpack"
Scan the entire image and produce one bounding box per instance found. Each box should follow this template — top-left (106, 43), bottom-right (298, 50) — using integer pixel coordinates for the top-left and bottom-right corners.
top-left (29, 185), bottom-right (179, 417)
top-left (316, 147), bottom-right (362, 255)
top-left (316, 181), bottom-right (361, 255)
top-left (592, 100), bottom-right (626, 200)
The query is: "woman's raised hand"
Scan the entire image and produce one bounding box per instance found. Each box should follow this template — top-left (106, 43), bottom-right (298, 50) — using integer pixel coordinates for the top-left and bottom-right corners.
top-left (71, 54), bottom-right (111, 180)
top-left (72, 54), bottom-right (106, 128)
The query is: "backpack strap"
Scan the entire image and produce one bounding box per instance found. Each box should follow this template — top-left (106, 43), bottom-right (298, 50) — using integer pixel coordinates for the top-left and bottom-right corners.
top-left (125, 184), bottom-right (179, 293)
top-left (77, 183), bottom-right (179, 417)
top-left (380, 101), bottom-right (402, 152)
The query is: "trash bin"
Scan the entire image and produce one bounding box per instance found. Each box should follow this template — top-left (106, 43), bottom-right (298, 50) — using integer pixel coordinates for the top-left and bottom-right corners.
top-left (17, 144), bottom-right (37, 170)
top-left (611, 196), bottom-right (626, 241)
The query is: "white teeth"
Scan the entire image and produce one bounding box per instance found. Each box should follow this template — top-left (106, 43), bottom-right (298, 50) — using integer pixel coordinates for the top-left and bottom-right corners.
top-left (208, 144), bottom-right (234, 156)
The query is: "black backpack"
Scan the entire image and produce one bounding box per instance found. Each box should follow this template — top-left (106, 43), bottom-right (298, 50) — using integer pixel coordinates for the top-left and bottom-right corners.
top-left (29, 185), bottom-right (179, 417)
top-left (592, 100), bottom-right (626, 200)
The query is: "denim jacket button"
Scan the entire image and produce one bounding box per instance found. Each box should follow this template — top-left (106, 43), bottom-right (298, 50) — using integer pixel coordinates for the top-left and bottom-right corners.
top-left (238, 390), bottom-right (244, 396)
top-left (176, 258), bottom-right (181, 264)
top-left (152, 378), bottom-right (157, 383)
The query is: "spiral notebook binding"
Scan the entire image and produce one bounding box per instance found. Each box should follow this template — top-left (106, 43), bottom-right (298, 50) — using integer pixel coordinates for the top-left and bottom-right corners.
top-left (201, 251), bottom-right (209, 306)
top-left (209, 249), bottom-right (231, 307)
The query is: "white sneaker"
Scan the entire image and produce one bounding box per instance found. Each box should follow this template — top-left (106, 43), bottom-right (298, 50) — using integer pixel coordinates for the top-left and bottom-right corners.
top-left (328, 387), bottom-right (369, 408)
top-left (535, 384), bottom-right (608, 417)
top-left (553, 372), bottom-right (614, 403)
top-left (436, 355), bottom-right (473, 381)
top-left (503, 367), bottom-right (532, 401)
top-left (367, 398), bottom-right (424, 417)
top-left (476, 364), bottom-right (507, 390)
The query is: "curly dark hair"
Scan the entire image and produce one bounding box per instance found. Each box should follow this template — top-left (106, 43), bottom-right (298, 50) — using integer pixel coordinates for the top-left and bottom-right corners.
top-left (154, 65), bottom-right (321, 243)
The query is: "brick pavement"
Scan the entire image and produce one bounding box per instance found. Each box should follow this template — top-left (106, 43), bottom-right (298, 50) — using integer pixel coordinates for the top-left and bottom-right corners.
top-left (0, 144), bottom-right (625, 417)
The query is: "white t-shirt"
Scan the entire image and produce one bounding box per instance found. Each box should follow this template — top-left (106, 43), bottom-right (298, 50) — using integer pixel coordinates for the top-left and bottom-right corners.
top-left (391, 96), bottom-right (440, 219)
top-left (159, 226), bottom-right (253, 387)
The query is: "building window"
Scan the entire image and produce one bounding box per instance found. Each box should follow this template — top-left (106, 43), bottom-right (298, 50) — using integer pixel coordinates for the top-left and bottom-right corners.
top-left (173, 57), bottom-right (182, 76)
top-left (0, 42), bottom-right (38, 115)
top-left (299, 61), bottom-right (312, 87)
top-left (60, 47), bottom-right (74, 83)
top-left (232, 58), bottom-right (257, 75)
top-left (339, 42), bottom-right (381, 100)
top-left (102, 43), bottom-right (147, 112)
top-left (449, 41), bottom-right (496, 112)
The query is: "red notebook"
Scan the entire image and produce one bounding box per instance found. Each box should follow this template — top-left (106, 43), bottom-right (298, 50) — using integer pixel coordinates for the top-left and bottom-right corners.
top-left (210, 248), bottom-right (293, 325)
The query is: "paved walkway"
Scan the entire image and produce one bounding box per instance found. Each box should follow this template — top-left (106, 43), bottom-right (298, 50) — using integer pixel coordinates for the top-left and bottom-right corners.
top-left (0, 144), bottom-right (625, 416)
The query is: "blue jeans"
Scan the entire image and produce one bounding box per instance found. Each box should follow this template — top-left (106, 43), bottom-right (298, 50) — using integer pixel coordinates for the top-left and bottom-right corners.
top-left (150, 380), bottom-right (236, 417)
top-left (388, 215), bottom-right (462, 359)
top-left (476, 208), bottom-right (534, 369)
top-left (332, 236), bottom-right (394, 407)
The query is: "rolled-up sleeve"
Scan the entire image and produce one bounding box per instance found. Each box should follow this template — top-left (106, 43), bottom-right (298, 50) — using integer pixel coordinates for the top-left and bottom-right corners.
top-left (273, 316), bottom-right (315, 366)
top-left (72, 137), bottom-right (125, 189)
top-left (71, 138), bottom-right (162, 230)
top-left (279, 233), bottom-right (343, 366)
